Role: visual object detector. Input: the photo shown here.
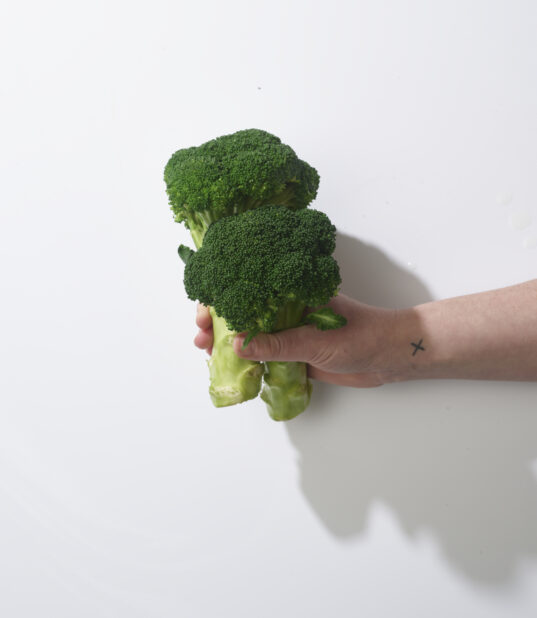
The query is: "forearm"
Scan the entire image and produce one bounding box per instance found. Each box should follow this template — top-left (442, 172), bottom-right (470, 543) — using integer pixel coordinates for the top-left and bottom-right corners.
top-left (384, 280), bottom-right (537, 383)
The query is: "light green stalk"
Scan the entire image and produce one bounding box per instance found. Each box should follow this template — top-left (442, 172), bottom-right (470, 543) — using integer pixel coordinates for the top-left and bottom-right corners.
top-left (261, 361), bottom-right (312, 421)
top-left (260, 301), bottom-right (311, 421)
top-left (208, 307), bottom-right (264, 407)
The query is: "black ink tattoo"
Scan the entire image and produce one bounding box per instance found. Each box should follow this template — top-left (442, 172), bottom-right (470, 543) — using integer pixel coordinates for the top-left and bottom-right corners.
top-left (411, 339), bottom-right (425, 356)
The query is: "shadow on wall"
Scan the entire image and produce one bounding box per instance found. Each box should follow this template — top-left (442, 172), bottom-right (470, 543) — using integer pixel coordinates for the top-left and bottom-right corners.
top-left (285, 232), bottom-right (537, 586)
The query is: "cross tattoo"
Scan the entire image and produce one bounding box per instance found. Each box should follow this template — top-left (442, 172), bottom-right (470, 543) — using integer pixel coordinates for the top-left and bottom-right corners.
top-left (411, 339), bottom-right (425, 356)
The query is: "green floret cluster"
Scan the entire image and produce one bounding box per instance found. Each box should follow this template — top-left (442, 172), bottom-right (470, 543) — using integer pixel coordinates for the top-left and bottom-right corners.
top-left (181, 206), bottom-right (341, 336)
top-left (164, 129), bottom-right (319, 248)
top-left (165, 128), bottom-right (345, 420)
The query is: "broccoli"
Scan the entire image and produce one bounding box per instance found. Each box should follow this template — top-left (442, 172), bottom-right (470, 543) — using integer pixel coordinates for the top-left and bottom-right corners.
top-left (164, 128), bottom-right (319, 248)
top-left (164, 129), bottom-right (320, 408)
top-left (179, 205), bottom-right (346, 421)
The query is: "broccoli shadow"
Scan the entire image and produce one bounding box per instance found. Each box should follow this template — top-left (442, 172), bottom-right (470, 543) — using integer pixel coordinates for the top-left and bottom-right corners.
top-left (285, 232), bottom-right (537, 586)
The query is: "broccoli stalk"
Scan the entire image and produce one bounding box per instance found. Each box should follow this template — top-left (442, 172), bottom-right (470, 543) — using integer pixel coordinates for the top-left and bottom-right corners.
top-left (208, 308), bottom-right (265, 407)
top-left (262, 361), bottom-right (312, 421)
top-left (181, 234), bottom-right (261, 409)
top-left (258, 302), bottom-right (347, 420)
top-left (260, 300), bottom-right (311, 421)
top-left (165, 129), bottom-right (320, 407)
top-left (180, 205), bottom-right (346, 420)
top-left (179, 245), bottom-right (264, 407)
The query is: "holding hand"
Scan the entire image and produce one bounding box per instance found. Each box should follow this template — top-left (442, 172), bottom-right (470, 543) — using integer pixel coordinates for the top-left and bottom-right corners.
top-left (195, 294), bottom-right (396, 388)
top-left (195, 280), bottom-right (537, 386)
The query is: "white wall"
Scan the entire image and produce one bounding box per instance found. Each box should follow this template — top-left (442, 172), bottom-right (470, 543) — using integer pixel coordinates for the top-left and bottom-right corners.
top-left (1, 1), bottom-right (537, 616)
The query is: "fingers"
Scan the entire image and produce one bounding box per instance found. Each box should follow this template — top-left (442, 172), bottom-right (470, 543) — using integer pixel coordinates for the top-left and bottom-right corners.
top-left (234, 324), bottom-right (321, 363)
top-left (196, 303), bottom-right (212, 330)
top-left (194, 304), bottom-right (213, 355)
top-left (308, 366), bottom-right (383, 388)
top-left (194, 328), bottom-right (213, 350)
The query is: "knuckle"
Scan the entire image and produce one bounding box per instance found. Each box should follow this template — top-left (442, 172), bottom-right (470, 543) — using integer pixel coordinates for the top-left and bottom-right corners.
top-left (308, 344), bottom-right (335, 368)
top-left (268, 333), bottom-right (284, 358)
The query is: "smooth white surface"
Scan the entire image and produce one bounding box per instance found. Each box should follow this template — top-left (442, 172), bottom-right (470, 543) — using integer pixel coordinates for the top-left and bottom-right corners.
top-left (1, 0), bottom-right (537, 616)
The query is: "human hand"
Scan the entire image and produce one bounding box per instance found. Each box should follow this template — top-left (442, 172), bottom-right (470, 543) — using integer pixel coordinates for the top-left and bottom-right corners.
top-left (194, 295), bottom-right (398, 388)
top-left (195, 281), bottom-right (537, 385)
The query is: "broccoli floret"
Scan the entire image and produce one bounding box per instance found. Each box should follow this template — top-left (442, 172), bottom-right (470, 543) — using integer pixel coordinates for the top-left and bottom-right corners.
top-left (179, 205), bottom-right (346, 421)
top-left (164, 129), bottom-right (319, 248)
top-left (165, 129), bottom-right (320, 408)
top-left (181, 206), bottom-right (341, 334)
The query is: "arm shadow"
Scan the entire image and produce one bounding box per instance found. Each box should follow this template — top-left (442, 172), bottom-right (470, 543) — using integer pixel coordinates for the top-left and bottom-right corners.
top-left (285, 232), bottom-right (537, 586)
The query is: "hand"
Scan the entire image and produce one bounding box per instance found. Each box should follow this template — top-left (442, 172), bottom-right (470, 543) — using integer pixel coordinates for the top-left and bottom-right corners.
top-left (195, 281), bottom-right (537, 385)
top-left (194, 295), bottom-right (397, 388)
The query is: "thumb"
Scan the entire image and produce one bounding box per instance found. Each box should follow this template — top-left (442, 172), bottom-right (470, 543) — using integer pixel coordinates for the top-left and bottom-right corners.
top-left (233, 325), bottom-right (319, 363)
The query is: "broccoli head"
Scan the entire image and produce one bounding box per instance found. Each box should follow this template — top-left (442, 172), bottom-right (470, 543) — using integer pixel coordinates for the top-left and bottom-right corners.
top-left (180, 205), bottom-right (342, 336)
top-left (179, 205), bottom-right (346, 421)
top-left (164, 129), bottom-right (319, 248)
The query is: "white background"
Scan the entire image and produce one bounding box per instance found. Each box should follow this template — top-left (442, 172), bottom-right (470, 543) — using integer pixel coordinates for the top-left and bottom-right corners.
top-left (1, 0), bottom-right (537, 616)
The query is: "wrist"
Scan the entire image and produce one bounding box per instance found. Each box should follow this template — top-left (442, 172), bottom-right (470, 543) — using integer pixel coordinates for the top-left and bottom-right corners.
top-left (375, 304), bottom-right (441, 384)
top-left (358, 280), bottom-right (537, 385)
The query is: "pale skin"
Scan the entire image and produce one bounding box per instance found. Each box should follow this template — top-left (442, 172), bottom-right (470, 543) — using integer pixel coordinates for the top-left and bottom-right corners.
top-left (194, 279), bottom-right (537, 386)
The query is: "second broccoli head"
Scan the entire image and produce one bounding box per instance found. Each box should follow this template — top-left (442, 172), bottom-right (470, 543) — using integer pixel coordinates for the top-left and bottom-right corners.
top-left (164, 129), bottom-right (320, 247)
top-left (180, 205), bottom-right (343, 338)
